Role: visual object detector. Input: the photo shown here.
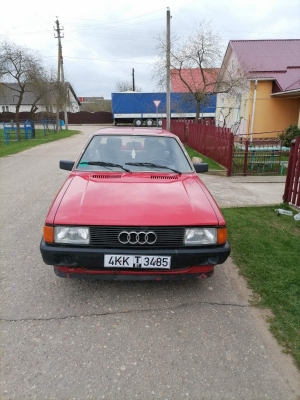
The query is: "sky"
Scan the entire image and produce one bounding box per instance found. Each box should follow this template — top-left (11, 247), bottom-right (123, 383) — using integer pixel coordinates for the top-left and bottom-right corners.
top-left (1, 0), bottom-right (299, 99)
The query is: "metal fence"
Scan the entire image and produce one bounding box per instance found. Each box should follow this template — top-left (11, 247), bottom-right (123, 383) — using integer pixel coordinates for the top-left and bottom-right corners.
top-left (231, 142), bottom-right (290, 176)
top-left (163, 120), bottom-right (233, 174)
top-left (0, 111), bottom-right (113, 125)
top-left (31, 119), bottom-right (59, 134)
top-left (164, 120), bottom-right (292, 177)
top-left (231, 132), bottom-right (289, 176)
top-left (188, 124), bottom-right (233, 173)
top-left (1, 119), bottom-right (60, 144)
top-left (66, 111), bottom-right (113, 124)
top-left (162, 120), bottom-right (187, 143)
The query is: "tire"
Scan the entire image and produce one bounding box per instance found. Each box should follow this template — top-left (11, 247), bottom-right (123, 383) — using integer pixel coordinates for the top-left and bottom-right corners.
top-left (134, 118), bottom-right (143, 127)
top-left (146, 119), bottom-right (153, 127)
top-left (157, 119), bottom-right (162, 127)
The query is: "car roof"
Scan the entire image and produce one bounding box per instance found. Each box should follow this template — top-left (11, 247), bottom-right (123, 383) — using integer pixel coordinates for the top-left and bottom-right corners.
top-left (91, 127), bottom-right (176, 138)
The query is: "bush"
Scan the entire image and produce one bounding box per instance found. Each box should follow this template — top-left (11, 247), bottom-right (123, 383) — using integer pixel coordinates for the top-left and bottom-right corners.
top-left (278, 124), bottom-right (300, 147)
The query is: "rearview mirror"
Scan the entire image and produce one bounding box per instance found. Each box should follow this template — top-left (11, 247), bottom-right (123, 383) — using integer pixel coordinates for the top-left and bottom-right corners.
top-left (193, 162), bottom-right (209, 173)
top-left (60, 160), bottom-right (75, 171)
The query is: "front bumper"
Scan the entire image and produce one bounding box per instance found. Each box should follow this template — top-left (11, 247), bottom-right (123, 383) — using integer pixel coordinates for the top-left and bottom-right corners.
top-left (40, 239), bottom-right (230, 280)
top-left (53, 265), bottom-right (215, 281)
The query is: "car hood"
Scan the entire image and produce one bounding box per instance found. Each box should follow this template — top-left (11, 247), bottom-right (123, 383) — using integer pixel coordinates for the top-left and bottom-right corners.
top-left (53, 173), bottom-right (221, 226)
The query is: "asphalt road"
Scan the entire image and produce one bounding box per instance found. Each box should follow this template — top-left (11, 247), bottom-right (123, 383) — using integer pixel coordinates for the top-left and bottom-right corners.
top-left (1, 125), bottom-right (299, 400)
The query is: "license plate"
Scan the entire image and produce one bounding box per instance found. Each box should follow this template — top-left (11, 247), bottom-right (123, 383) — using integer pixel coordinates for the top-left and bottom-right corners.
top-left (104, 255), bottom-right (171, 269)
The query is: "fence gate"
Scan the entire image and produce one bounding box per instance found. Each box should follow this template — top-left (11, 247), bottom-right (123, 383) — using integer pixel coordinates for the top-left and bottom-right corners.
top-left (283, 137), bottom-right (300, 207)
top-left (231, 138), bottom-right (286, 176)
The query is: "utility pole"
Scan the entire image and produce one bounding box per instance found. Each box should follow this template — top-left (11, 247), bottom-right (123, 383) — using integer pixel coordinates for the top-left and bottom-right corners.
top-left (166, 8), bottom-right (171, 131)
top-left (132, 68), bottom-right (135, 91)
top-left (54, 18), bottom-right (68, 131)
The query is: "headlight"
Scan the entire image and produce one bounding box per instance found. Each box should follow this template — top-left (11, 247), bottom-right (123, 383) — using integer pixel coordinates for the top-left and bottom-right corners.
top-left (54, 226), bottom-right (90, 244)
top-left (184, 228), bottom-right (217, 245)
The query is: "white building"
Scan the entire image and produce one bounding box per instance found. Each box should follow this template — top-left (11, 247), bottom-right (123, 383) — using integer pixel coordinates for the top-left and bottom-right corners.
top-left (0, 83), bottom-right (81, 113)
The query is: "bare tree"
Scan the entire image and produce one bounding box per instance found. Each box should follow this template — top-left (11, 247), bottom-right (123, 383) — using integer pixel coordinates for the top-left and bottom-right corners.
top-left (28, 67), bottom-right (58, 120)
top-left (116, 80), bottom-right (141, 92)
top-left (0, 40), bottom-right (54, 139)
top-left (154, 20), bottom-right (247, 123)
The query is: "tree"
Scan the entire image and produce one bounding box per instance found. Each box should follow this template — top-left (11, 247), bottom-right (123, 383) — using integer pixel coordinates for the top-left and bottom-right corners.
top-left (116, 80), bottom-right (141, 92)
top-left (278, 124), bottom-right (300, 147)
top-left (0, 40), bottom-right (54, 139)
top-left (154, 20), bottom-right (247, 123)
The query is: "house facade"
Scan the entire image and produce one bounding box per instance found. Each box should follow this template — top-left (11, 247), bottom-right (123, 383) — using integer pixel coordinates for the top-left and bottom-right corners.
top-left (216, 40), bottom-right (300, 138)
top-left (0, 83), bottom-right (81, 114)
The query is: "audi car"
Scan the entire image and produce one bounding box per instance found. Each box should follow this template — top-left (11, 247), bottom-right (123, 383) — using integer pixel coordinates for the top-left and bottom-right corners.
top-left (40, 127), bottom-right (230, 281)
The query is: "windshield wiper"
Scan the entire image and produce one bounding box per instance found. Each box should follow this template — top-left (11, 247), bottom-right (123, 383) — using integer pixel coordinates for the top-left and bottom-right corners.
top-left (79, 161), bottom-right (131, 173)
top-left (125, 162), bottom-right (181, 175)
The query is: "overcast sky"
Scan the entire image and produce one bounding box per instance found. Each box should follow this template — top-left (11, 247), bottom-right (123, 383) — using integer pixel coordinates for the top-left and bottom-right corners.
top-left (1, 0), bottom-right (299, 99)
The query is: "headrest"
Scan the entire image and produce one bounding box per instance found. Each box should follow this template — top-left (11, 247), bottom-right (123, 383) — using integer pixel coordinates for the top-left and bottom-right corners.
top-left (144, 137), bottom-right (164, 150)
top-left (126, 141), bottom-right (142, 149)
top-left (106, 137), bottom-right (122, 148)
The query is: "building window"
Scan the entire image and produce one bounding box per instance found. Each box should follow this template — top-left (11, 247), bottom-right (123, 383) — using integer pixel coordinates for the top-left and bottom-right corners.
top-left (2, 106), bottom-right (9, 112)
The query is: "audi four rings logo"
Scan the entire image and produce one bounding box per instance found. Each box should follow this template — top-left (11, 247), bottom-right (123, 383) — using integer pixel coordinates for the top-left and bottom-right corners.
top-left (118, 231), bottom-right (157, 245)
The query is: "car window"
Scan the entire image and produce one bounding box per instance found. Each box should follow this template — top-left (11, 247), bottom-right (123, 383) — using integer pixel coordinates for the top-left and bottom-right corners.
top-left (77, 135), bottom-right (193, 173)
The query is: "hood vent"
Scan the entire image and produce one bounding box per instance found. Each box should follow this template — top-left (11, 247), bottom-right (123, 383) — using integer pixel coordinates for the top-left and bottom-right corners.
top-left (92, 174), bottom-right (122, 179)
top-left (150, 175), bottom-right (178, 180)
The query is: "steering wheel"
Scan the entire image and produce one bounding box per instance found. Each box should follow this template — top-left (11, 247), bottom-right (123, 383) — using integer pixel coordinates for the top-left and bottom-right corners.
top-left (149, 158), bottom-right (169, 166)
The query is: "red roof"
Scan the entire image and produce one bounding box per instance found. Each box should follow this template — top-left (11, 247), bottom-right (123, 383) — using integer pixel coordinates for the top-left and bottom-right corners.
top-left (229, 39), bottom-right (300, 92)
top-left (171, 68), bottom-right (220, 93)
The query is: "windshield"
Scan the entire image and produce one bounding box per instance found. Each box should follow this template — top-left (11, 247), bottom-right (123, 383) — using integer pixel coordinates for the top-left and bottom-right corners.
top-left (77, 135), bottom-right (193, 173)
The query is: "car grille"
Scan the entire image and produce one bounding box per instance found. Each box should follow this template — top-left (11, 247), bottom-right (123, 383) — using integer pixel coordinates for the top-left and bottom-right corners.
top-left (89, 226), bottom-right (185, 248)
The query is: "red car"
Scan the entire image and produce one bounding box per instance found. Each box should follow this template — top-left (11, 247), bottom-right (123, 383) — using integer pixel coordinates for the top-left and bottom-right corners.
top-left (40, 127), bottom-right (230, 281)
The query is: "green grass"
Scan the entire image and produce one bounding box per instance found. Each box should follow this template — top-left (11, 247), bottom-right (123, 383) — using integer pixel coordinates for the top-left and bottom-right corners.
top-left (0, 129), bottom-right (81, 157)
top-left (222, 205), bottom-right (300, 368)
top-left (185, 145), bottom-right (225, 171)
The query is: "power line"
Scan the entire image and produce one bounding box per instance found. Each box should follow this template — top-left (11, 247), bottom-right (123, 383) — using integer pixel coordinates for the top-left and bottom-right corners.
top-left (43, 54), bottom-right (156, 65)
top-left (65, 31), bottom-right (161, 40)
top-left (49, 8), bottom-right (166, 25)
top-left (171, 11), bottom-right (193, 32)
top-left (68, 18), bottom-right (165, 31)
top-left (63, 56), bottom-right (155, 65)
top-left (62, 38), bottom-right (144, 75)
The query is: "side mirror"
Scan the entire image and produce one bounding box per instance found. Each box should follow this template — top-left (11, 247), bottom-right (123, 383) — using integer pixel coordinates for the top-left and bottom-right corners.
top-left (60, 160), bottom-right (75, 171)
top-left (193, 162), bottom-right (209, 173)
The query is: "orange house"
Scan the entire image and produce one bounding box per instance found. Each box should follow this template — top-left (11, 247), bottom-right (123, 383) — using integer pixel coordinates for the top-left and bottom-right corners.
top-left (216, 39), bottom-right (300, 138)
